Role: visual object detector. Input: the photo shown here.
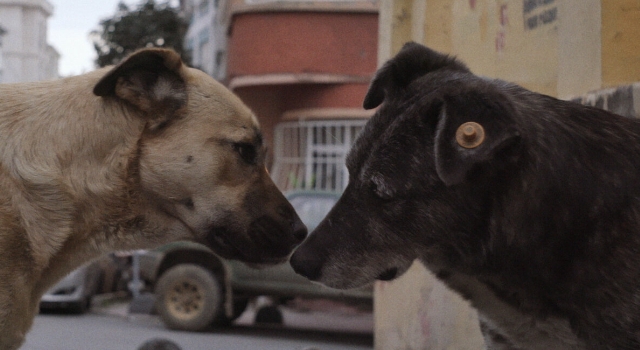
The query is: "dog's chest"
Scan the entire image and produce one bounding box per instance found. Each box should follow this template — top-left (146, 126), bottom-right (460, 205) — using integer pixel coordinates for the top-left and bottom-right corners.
top-left (439, 271), bottom-right (585, 350)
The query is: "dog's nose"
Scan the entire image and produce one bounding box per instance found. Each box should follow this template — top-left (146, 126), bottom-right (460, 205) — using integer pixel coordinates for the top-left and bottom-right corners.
top-left (290, 249), bottom-right (322, 281)
top-left (292, 217), bottom-right (307, 242)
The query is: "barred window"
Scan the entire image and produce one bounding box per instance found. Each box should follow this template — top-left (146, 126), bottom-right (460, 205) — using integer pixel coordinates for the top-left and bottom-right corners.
top-left (271, 119), bottom-right (367, 192)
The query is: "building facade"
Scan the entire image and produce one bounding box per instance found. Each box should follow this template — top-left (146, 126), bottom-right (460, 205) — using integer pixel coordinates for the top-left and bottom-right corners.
top-left (182, 0), bottom-right (227, 81)
top-left (221, 0), bottom-right (379, 192)
top-left (180, 1), bottom-right (379, 192)
top-left (0, 0), bottom-right (59, 83)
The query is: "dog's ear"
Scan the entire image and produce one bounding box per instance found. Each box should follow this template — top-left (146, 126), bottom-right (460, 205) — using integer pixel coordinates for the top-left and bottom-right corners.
top-left (434, 92), bottom-right (520, 186)
top-left (93, 48), bottom-right (187, 130)
top-left (363, 42), bottom-right (469, 109)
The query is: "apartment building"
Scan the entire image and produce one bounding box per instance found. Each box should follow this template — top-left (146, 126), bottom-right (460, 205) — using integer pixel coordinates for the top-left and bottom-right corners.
top-left (0, 0), bottom-right (59, 83)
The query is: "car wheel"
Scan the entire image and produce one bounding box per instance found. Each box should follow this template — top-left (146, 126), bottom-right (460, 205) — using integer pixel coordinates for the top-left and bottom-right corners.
top-left (155, 264), bottom-right (224, 331)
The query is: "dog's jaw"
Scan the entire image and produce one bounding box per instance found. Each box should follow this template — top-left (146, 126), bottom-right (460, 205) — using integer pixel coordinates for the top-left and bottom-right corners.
top-left (377, 267), bottom-right (399, 281)
top-left (290, 241), bottom-right (414, 290)
top-left (202, 214), bottom-right (306, 265)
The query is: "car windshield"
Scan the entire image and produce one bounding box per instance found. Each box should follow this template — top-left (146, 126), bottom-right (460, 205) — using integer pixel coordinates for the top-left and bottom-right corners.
top-left (289, 194), bottom-right (337, 231)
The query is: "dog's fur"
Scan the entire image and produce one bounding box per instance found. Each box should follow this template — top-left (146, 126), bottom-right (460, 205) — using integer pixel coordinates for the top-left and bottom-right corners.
top-left (0, 49), bottom-right (306, 349)
top-left (291, 42), bottom-right (640, 349)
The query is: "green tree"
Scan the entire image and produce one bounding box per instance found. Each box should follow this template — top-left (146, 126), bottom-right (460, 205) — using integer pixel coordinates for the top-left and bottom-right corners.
top-left (92, 0), bottom-right (190, 67)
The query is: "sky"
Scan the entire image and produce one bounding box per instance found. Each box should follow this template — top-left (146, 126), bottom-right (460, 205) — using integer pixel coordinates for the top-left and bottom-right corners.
top-left (48, 0), bottom-right (178, 77)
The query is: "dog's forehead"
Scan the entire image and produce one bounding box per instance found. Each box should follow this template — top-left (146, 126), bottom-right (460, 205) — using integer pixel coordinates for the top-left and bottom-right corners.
top-left (185, 67), bottom-right (261, 139)
top-left (347, 70), bottom-right (485, 182)
top-left (347, 107), bottom-right (403, 181)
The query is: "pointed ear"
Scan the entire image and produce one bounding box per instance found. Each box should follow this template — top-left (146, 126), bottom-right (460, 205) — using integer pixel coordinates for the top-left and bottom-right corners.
top-left (93, 48), bottom-right (187, 129)
top-left (363, 42), bottom-right (469, 109)
top-left (434, 92), bottom-right (521, 186)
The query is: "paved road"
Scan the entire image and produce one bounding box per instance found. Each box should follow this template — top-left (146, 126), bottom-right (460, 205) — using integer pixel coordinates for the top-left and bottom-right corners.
top-left (20, 299), bottom-right (373, 350)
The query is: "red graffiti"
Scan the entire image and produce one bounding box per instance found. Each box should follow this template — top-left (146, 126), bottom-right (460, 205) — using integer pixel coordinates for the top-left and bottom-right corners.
top-left (420, 306), bottom-right (431, 338)
top-left (496, 4), bottom-right (508, 53)
top-left (496, 30), bottom-right (506, 53)
top-left (500, 4), bottom-right (509, 26)
top-left (469, 0), bottom-right (477, 10)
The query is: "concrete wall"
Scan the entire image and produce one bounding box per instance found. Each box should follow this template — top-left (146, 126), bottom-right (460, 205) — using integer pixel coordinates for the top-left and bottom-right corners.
top-left (573, 83), bottom-right (640, 120)
top-left (374, 1), bottom-right (640, 349)
top-left (375, 262), bottom-right (484, 350)
top-left (379, 0), bottom-right (602, 98)
top-left (601, 1), bottom-right (640, 88)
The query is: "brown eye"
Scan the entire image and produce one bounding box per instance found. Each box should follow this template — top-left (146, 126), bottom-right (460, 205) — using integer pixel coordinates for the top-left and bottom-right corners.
top-left (233, 143), bottom-right (257, 165)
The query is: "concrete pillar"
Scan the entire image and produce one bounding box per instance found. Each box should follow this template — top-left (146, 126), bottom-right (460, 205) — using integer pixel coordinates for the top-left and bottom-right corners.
top-left (374, 262), bottom-right (484, 349)
top-left (374, 2), bottom-right (485, 349)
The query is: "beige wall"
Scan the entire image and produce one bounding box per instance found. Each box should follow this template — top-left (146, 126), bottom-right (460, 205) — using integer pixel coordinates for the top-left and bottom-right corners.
top-left (374, 0), bottom-right (636, 349)
top-left (379, 0), bottom-right (603, 98)
top-left (601, 0), bottom-right (640, 88)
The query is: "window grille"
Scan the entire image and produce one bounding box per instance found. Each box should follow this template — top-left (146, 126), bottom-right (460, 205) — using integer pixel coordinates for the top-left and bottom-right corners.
top-left (271, 119), bottom-right (367, 192)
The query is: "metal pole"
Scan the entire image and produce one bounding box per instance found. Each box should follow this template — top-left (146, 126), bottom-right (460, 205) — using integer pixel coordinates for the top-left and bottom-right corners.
top-left (128, 250), bottom-right (143, 299)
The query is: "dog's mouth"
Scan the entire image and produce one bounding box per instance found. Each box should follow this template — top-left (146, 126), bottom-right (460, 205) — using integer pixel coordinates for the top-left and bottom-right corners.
top-left (377, 267), bottom-right (399, 281)
top-left (205, 226), bottom-right (243, 259)
top-left (203, 217), bottom-right (302, 265)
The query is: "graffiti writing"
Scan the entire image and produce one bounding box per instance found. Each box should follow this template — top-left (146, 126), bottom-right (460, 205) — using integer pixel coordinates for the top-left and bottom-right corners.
top-left (523, 0), bottom-right (556, 14)
top-left (523, 0), bottom-right (557, 30)
top-left (496, 4), bottom-right (508, 53)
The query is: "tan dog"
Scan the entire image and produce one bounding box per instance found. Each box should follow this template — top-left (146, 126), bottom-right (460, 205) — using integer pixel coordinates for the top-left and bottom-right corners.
top-left (0, 49), bottom-right (306, 349)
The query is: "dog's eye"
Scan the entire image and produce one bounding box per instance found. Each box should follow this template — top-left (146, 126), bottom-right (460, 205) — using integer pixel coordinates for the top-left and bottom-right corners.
top-left (233, 142), bottom-right (257, 165)
top-left (370, 175), bottom-right (394, 200)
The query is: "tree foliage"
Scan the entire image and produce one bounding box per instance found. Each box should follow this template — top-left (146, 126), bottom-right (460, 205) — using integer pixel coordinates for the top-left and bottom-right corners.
top-left (92, 0), bottom-right (189, 68)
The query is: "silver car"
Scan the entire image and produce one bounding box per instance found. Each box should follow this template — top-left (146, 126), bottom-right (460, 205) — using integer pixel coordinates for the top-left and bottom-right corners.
top-left (138, 191), bottom-right (372, 332)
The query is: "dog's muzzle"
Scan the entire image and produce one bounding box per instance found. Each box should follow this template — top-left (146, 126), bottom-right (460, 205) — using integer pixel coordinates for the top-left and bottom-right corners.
top-left (204, 215), bottom-right (306, 264)
top-left (376, 267), bottom-right (399, 281)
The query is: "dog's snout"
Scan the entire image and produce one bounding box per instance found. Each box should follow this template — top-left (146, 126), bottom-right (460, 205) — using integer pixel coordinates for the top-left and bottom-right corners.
top-left (290, 249), bottom-right (322, 281)
top-left (292, 217), bottom-right (307, 242)
top-left (277, 204), bottom-right (307, 243)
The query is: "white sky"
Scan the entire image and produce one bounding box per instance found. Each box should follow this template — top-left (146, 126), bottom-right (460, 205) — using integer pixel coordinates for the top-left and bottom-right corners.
top-left (48, 0), bottom-right (178, 77)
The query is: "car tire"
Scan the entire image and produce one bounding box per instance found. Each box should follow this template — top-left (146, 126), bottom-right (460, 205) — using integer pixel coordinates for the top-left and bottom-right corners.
top-left (155, 264), bottom-right (225, 331)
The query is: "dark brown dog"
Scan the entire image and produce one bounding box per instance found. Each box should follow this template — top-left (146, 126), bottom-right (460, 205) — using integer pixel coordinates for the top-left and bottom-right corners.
top-left (291, 42), bottom-right (640, 349)
top-left (0, 48), bottom-right (305, 349)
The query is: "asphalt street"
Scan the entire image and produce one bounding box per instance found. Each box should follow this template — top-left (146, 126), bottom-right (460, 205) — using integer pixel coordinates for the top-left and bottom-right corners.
top-left (20, 297), bottom-right (373, 350)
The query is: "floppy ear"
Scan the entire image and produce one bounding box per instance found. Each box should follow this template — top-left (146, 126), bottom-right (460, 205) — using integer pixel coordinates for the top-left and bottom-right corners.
top-left (434, 92), bottom-right (521, 186)
top-left (363, 42), bottom-right (469, 109)
top-left (93, 48), bottom-right (187, 130)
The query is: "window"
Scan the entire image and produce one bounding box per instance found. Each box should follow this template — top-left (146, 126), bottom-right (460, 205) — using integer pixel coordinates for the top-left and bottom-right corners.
top-left (271, 119), bottom-right (367, 192)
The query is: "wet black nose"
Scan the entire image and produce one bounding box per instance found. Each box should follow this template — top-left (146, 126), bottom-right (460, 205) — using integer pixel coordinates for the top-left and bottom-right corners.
top-left (292, 217), bottom-right (307, 242)
top-left (290, 248), bottom-right (322, 281)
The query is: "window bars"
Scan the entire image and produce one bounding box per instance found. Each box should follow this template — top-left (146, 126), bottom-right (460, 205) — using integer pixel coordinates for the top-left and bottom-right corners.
top-left (271, 119), bottom-right (367, 192)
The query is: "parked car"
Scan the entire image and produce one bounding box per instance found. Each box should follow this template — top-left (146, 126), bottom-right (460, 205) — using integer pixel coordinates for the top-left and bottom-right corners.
top-left (39, 261), bottom-right (102, 313)
top-left (138, 191), bottom-right (372, 332)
